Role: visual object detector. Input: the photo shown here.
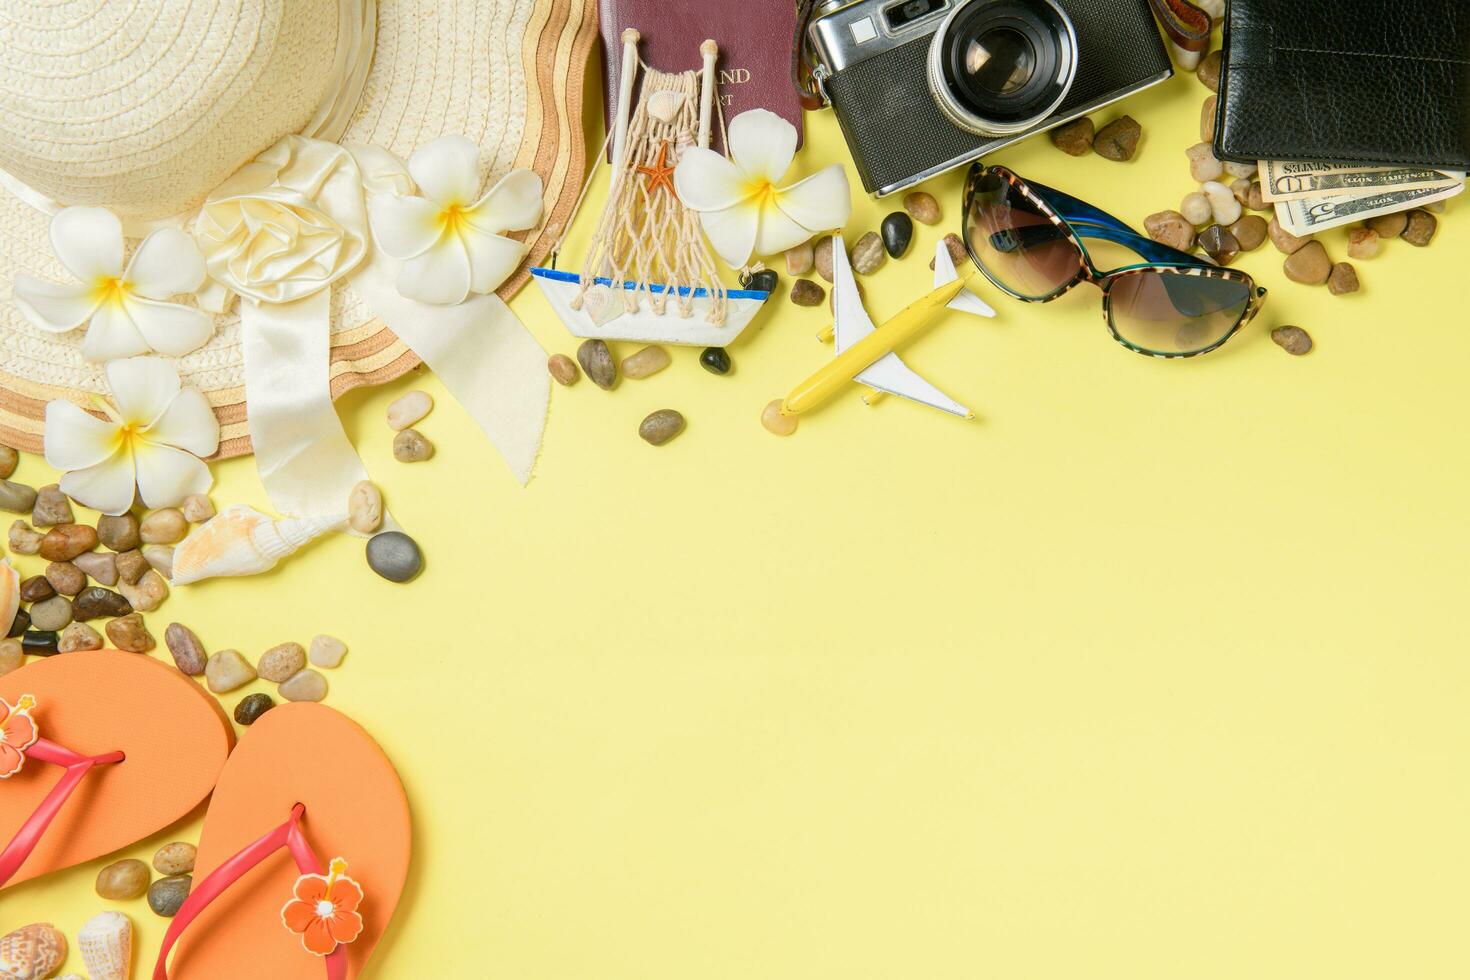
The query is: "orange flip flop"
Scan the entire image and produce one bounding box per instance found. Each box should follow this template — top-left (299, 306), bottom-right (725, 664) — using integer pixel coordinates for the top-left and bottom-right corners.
top-left (154, 702), bottom-right (411, 980)
top-left (1, 649), bottom-right (233, 889)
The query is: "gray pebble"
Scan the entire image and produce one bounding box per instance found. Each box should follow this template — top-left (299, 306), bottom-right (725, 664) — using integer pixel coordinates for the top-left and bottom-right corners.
top-left (148, 874), bottom-right (192, 917)
top-left (881, 212), bottom-right (913, 258)
top-left (392, 428), bottom-right (434, 463)
top-left (96, 513), bottom-right (141, 551)
top-left (0, 481), bottom-right (37, 514)
top-left (576, 339), bottom-right (617, 390)
top-left (28, 596), bottom-right (73, 632)
top-left (638, 409), bottom-right (686, 446)
top-left (366, 531), bottom-right (423, 583)
top-left (31, 484), bottom-right (73, 526)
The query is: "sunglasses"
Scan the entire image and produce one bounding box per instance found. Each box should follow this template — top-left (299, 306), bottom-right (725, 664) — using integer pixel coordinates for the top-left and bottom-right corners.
top-left (962, 165), bottom-right (1268, 358)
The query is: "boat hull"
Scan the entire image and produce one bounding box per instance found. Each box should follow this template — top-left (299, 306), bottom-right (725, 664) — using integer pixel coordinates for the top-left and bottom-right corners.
top-left (531, 268), bottom-right (770, 347)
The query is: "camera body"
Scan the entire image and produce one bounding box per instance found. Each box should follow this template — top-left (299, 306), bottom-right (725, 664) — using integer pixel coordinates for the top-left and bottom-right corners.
top-left (807, 0), bottom-right (1173, 196)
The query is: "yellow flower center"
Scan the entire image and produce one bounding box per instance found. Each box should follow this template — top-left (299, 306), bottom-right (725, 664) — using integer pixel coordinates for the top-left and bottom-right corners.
top-left (92, 276), bottom-right (131, 307)
top-left (438, 204), bottom-right (471, 236)
top-left (747, 178), bottom-right (776, 203)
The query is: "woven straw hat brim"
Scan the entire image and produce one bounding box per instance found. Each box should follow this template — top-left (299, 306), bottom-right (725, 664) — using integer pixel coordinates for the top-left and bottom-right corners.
top-left (0, 0), bottom-right (596, 460)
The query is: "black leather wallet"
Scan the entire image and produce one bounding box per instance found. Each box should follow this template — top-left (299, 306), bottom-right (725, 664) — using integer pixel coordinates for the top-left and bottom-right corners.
top-left (1213, 0), bottom-right (1470, 168)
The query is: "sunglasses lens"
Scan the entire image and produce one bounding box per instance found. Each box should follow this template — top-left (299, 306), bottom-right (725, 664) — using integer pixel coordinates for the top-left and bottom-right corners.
top-left (1108, 271), bottom-right (1251, 355)
top-left (965, 170), bottom-right (1082, 300)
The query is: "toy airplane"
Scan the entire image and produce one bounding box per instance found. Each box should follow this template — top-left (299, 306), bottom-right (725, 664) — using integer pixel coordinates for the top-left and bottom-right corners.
top-left (783, 234), bottom-right (994, 418)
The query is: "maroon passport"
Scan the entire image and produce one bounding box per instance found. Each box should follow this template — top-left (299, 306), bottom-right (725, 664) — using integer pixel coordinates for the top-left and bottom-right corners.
top-left (599, 0), bottom-right (804, 158)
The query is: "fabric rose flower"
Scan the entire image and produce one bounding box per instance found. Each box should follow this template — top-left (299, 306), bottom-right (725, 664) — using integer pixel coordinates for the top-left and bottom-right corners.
top-left (674, 109), bottom-right (852, 268)
top-left (281, 858), bottom-right (365, 956)
top-left (11, 207), bottom-right (211, 362)
top-left (0, 695), bottom-right (39, 779)
top-left (367, 135), bottom-right (543, 306)
top-left (44, 357), bottom-right (220, 516)
top-left (196, 136), bottom-right (369, 306)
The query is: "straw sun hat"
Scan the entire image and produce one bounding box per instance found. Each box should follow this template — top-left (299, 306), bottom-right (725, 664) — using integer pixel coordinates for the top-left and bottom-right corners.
top-left (0, 0), bottom-right (597, 458)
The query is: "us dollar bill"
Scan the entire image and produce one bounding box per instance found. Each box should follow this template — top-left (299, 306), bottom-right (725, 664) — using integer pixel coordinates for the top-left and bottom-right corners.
top-left (1274, 182), bottom-right (1464, 236)
top-left (1258, 160), bottom-right (1466, 203)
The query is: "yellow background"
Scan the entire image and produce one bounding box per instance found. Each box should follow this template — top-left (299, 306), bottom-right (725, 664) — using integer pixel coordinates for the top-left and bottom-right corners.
top-left (8, 41), bottom-right (1470, 980)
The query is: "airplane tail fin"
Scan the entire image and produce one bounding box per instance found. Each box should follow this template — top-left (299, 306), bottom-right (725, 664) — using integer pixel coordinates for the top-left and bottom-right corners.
top-left (933, 240), bottom-right (996, 318)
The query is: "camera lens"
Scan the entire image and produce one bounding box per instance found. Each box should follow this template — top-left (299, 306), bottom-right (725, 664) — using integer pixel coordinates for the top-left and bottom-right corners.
top-left (927, 0), bottom-right (1078, 137)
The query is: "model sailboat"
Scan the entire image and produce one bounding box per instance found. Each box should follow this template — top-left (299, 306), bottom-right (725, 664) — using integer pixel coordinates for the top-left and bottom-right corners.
top-left (531, 31), bottom-right (770, 346)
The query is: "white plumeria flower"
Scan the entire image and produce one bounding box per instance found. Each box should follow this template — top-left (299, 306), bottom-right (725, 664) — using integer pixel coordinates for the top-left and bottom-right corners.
top-left (673, 109), bottom-right (852, 269)
top-left (43, 357), bottom-right (219, 516)
top-left (367, 136), bottom-right (544, 306)
top-left (11, 207), bottom-right (211, 362)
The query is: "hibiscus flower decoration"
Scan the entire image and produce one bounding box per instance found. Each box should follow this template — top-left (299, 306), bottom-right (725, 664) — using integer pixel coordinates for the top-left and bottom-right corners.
top-left (673, 108), bottom-right (852, 269)
top-left (11, 206), bottom-right (212, 362)
top-left (44, 357), bottom-right (220, 516)
top-left (0, 695), bottom-right (39, 779)
top-left (281, 857), bottom-right (365, 956)
top-left (367, 136), bottom-right (544, 306)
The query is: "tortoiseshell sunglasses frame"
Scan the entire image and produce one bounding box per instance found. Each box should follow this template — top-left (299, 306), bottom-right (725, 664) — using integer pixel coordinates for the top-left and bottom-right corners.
top-left (962, 164), bottom-right (1269, 359)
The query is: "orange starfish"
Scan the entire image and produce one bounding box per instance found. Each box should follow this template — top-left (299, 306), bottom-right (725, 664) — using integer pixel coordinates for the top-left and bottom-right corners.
top-left (636, 140), bottom-right (678, 200)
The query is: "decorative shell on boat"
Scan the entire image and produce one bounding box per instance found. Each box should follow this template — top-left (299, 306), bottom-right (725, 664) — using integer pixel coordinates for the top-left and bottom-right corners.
top-left (78, 911), bottom-right (132, 980)
top-left (172, 505), bottom-right (345, 586)
top-left (0, 923), bottom-right (67, 980)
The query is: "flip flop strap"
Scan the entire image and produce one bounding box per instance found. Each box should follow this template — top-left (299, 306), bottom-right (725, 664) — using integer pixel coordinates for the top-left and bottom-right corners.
top-left (153, 803), bottom-right (347, 980)
top-left (0, 738), bottom-right (125, 887)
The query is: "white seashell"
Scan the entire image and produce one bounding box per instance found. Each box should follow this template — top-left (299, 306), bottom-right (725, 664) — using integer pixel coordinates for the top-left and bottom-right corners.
top-left (0, 923), bottom-right (67, 980)
top-left (646, 89), bottom-right (686, 124)
top-left (581, 283), bottom-right (623, 327)
top-left (172, 505), bottom-right (345, 586)
top-left (0, 558), bottom-right (17, 645)
top-left (78, 910), bottom-right (131, 980)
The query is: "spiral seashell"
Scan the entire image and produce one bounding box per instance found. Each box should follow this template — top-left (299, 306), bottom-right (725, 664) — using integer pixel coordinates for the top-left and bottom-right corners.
top-left (78, 911), bottom-right (132, 980)
top-left (172, 505), bottom-right (345, 586)
top-left (0, 923), bottom-right (67, 980)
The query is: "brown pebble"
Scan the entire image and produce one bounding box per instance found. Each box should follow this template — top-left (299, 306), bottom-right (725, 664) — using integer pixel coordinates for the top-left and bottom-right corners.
top-left (576, 339), bottom-right (617, 390)
top-left (0, 638), bottom-right (21, 675)
top-left (790, 279), bottom-right (825, 307)
top-left (1200, 96), bottom-right (1217, 143)
top-left (547, 353), bottom-right (579, 386)
top-left (38, 523), bottom-right (97, 561)
top-left (96, 858), bottom-right (150, 900)
top-left (1283, 240), bottom-right (1332, 284)
top-left (119, 569), bottom-right (168, 612)
top-left (139, 508), bottom-right (187, 545)
top-left (19, 575), bottom-right (54, 603)
top-left (1346, 227), bottom-right (1381, 260)
top-left (96, 512), bottom-right (141, 551)
top-left (106, 612), bottom-right (154, 653)
top-left (1227, 214), bottom-right (1268, 251)
top-left (813, 235), bottom-right (836, 282)
top-left (928, 233), bottom-right (967, 271)
top-left (115, 549), bottom-right (149, 585)
top-left (44, 561), bottom-right (86, 597)
top-left (1271, 325), bottom-right (1313, 355)
top-left (1401, 209), bottom-right (1437, 246)
top-left (1246, 181), bottom-right (1268, 211)
top-left (58, 621), bottom-right (103, 653)
top-left (1198, 50), bottom-right (1222, 92)
top-left (902, 191), bottom-right (941, 225)
top-left (164, 623), bottom-right (207, 675)
top-left (638, 409), bottom-right (685, 446)
top-left (621, 345), bottom-right (670, 380)
top-left (760, 399), bottom-right (797, 436)
top-left (1093, 115), bottom-right (1142, 161)
top-left (1198, 224), bottom-right (1239, 264)
top-left (1327, 261), bottom-right (1359, 295)
top-left (392, 428), bottom-right (434, 462)
top-left (850, 231), bottom-right (885, 275)
top-left (784, 241), bottom-right (815, 276)
top-left (1049, 117), bottom-right (1094, 156)
top-left (234, 692), bottom-right (275, 725)
top-left (1268, 215), bottom-right (1313, 255)
top-left (0, 445), bottom-right (15, 481)
top-left (1368, 212), bottom-right (1408, 238)
top-left (153, 842), bottom-right (197, 875)
top-left (1144, 211), bottom-right (1196, 253)
top-left (258, 641), bottom-right (307, 682)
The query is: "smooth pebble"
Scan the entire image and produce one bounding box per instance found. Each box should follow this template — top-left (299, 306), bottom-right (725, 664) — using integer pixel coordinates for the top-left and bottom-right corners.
top-left (1268, 215), bottom-right (1313, 255)
top-left (181, 494), bottom-right (215, 523)
top-left (621, 345), bottom-right (670, 380)
top-left (1200, 180), bottom-right (1241, 225)
top-left (57, 622), bottom-right (103, 653)
top-left (28, 596), bottom-right (72, 632)
top-left (0, 446), bottom-right (15, 480)
top-left (386, 390), bottom-right (433, 430)
top-left (1049, 117), bottom-right (1094, 156)
top-left (19, 576), bottom-right (53, 603)
top-left (120, 570), bottom-right (168, 613)
top-left (392, 428), bottom-right (434, 462)
top-left (115, 550), bottom-right (149, 585)
top-left (148, 875), bottom-right (191, 917)
top-left (164, 623), bottom-right (207, 675)
top-left (1144, 211), bottom-right (1195, 252)
top-left (1186, 142), bottom-right (1224, 182)
top-left (576, 339), bottom-right (617, 390)
top-left (106, 613), bottom-right (154, 653)
top-left (638, 409), bottom-right (685, 446)
top-left (1179, 192), bottom-right (1211, 226)
top-left (1327, 261), bottom-right (1359, 295)
top-left (142, 545), bottom-right (174, 580)
top-left (790, 279), bottom-right (825, 306)
top-left (1271, 325), bottom-right (1313, 355)
top-left (234, 693), bottom-right (274, 726)
top-left (72, 586), bottom-right (131, 619)
top-left (0, 481), bottom-right (37, 515)
top-left (73, 551), bottom-right (119, 587)
top-left (96, 513), bottom-right (141, 551)
top-left (153, 842), bottom-right (197, 875)
top-left (366, 531), bottom-right (422, 582)
top-left (8, 520), bottom-right (43, 555)
top-left (1346, 227), bottom-right (1380, 259)
top-left (96, 859), bottom-right (150, 900)
top-left (257, 642), bottom-right (306, 683)
top-left (547, 353), bottom-right (579, 386)
top-left (140, 509), bottom-right (187, 544)
top-left (348, 480), bottom-right (384, 535)
top-left (309, 634), bottom-right (348, 668)
top-left (1283, 240), bottom-right (1332, 284)
top-left (813, 235), bottom-right (836, 282)
top-left (31, 485), bottom-right (74, 526)
top-left (0, 639), bottom-right (22, 675)
top-left (279, 668), bottom-right (328, 702)
top-left (1227, 214), bottom-right (1268, 251)
top-left (38, 524), bottom-right (97, 561)
top-left (699, 347), bottom-right (731, 375)
top-left (880, 212), bottom-right (912, 258)
top-left (784, 241), bottom-right (814, 275)
top-left (205, 649), bottom-right (256, 693)
top-left (902, 191), bottom-right (941, 225)
top-left (1401, 210), bottom-right (1437, 246)
top-left (1094, 116), bottom-right (1142, 161)
top-left (850, 232), bottom-right (885, 275)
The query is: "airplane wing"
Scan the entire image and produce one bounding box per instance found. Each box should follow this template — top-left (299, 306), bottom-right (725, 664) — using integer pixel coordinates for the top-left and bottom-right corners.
top-left (829, 235), bottom-right (978, 418)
